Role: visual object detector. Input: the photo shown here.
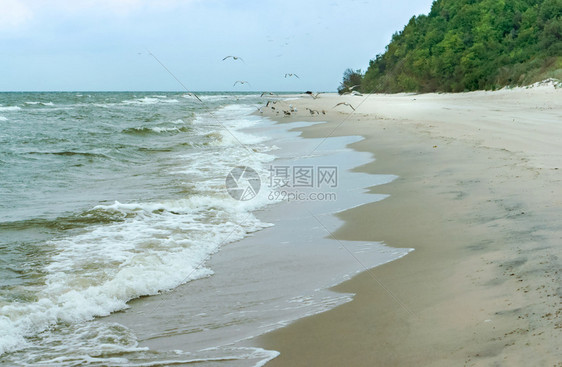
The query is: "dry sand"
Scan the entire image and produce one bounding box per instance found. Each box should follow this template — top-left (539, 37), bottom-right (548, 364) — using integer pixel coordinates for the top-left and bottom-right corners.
top-left (257, 86), bottom-right (562, 366)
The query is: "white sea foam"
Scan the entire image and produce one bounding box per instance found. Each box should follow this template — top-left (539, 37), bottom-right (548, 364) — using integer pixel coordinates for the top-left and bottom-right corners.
top-left (24, 101), bottom-right (54, 106)
top-left (149, 126), bottom-right (184, 133)
top-left (122, 97), bottom-right (179, 105)
top-left (179, 105), bottom-right (277, 204)
top-left (0, 116), bottom-right (7, 121)
top-left (0, 106), bottom-right (21, 111)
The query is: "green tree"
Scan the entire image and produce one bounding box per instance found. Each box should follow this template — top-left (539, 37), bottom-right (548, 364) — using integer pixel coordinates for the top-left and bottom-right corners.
top-left (337, 68), bottom-right (363, 94)
top-left (358, 0), bottom-right (562, 93)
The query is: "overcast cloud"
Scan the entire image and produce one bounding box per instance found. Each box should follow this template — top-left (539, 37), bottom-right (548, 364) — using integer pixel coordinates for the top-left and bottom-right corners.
top-left (0, 0), bottom-right (434, 91)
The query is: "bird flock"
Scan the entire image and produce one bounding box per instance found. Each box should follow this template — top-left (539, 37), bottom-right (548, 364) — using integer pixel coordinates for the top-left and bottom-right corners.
top-left (222, 55), bottom-right (300, 90)
top-left (143, 50), bottom-right (359, 116)
top-left (205, 55), bottom-right (360, 117)
top-left (259, 98), bottom-right (358, 118)
top-left (223, 54), bottom-right (358, 117)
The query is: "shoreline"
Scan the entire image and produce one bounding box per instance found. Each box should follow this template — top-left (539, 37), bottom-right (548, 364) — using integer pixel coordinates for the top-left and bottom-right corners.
top-left (257, 88), bottom-right (561, 366)
top-left (103, 109), bottom-right (410, 366)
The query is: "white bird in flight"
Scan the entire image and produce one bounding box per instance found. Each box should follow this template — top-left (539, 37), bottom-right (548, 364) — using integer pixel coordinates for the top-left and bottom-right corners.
top-left (285, 73), bottom-right (300, 79)
top-left (334, 102), bottom-right (356, 111)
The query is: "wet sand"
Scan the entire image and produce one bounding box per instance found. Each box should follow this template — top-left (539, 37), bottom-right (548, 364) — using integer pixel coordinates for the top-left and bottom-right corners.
top-left (258, 86), bottom-right (562, 366)
top-left (104, 113), bottom-right (411, 366)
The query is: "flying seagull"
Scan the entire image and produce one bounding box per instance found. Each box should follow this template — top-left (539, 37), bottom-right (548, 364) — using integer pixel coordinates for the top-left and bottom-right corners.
top-left (260, 92), bottom-right (278, 97)
top-left (233, 81), bottom-right (250, 87)
top-left (343, 90), bottom-right (363, 96)
top-left (223, 55), bottom-right (244, 62)
top-left (285, 73), bottom-right (300, 79)
top-left (334, 102), bottom-right (356, 111)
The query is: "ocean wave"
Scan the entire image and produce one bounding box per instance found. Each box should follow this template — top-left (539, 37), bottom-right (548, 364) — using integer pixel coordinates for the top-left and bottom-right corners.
top-left (24, 102), bottom-right (55, 106)
top-left (92, 103), bottom-right (116, 108)
top-left (192, 94), bottom-right (231, 102)
top-left (0, 196), bottom-right (272, 357)
top-left (0, 207), bottom-right (130, 233)
top-left (193, 106), bottom-right (270, 147)
top-left (25, 151), bottom-right (109, 158)
top-left (0, 116), bottom-right (7, 121)
top-left (0, 106), bottom-right (21, 112)
top-left (0, 98), bottom-right (279, 362)
top-left (121, 97), bottom-right (179, 105)
top-left (138, 145), bottom-right (188, 153)
top-left (3, 321), bottom-right (278, 367)
top-left (122, 125), bottom-right (192, 135)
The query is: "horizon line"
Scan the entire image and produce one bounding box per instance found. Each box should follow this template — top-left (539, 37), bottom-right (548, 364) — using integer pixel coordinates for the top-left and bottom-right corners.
top-left (0, 90), bottom-right (335, 94)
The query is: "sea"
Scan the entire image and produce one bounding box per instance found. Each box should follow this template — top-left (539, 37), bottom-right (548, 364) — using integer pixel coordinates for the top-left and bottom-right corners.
top-left (0, 92), bottom-right (411, 366)
top-left (0, 92), bottom-right (284, 365)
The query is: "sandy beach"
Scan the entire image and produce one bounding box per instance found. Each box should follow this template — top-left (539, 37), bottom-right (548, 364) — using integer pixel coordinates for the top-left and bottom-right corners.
top-left (5, 1), bottom-right (562, 365)
top-left (258, 86), bottom-right (562, 366)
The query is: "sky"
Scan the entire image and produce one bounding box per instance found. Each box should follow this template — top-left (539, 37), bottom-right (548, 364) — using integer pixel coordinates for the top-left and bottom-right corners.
top-left (0, 0), bottom-right (435, 92)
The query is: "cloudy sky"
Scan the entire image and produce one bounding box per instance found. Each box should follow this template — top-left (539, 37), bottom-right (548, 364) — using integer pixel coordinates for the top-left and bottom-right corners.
top-left (0, 0), bottom-right (434, 91)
